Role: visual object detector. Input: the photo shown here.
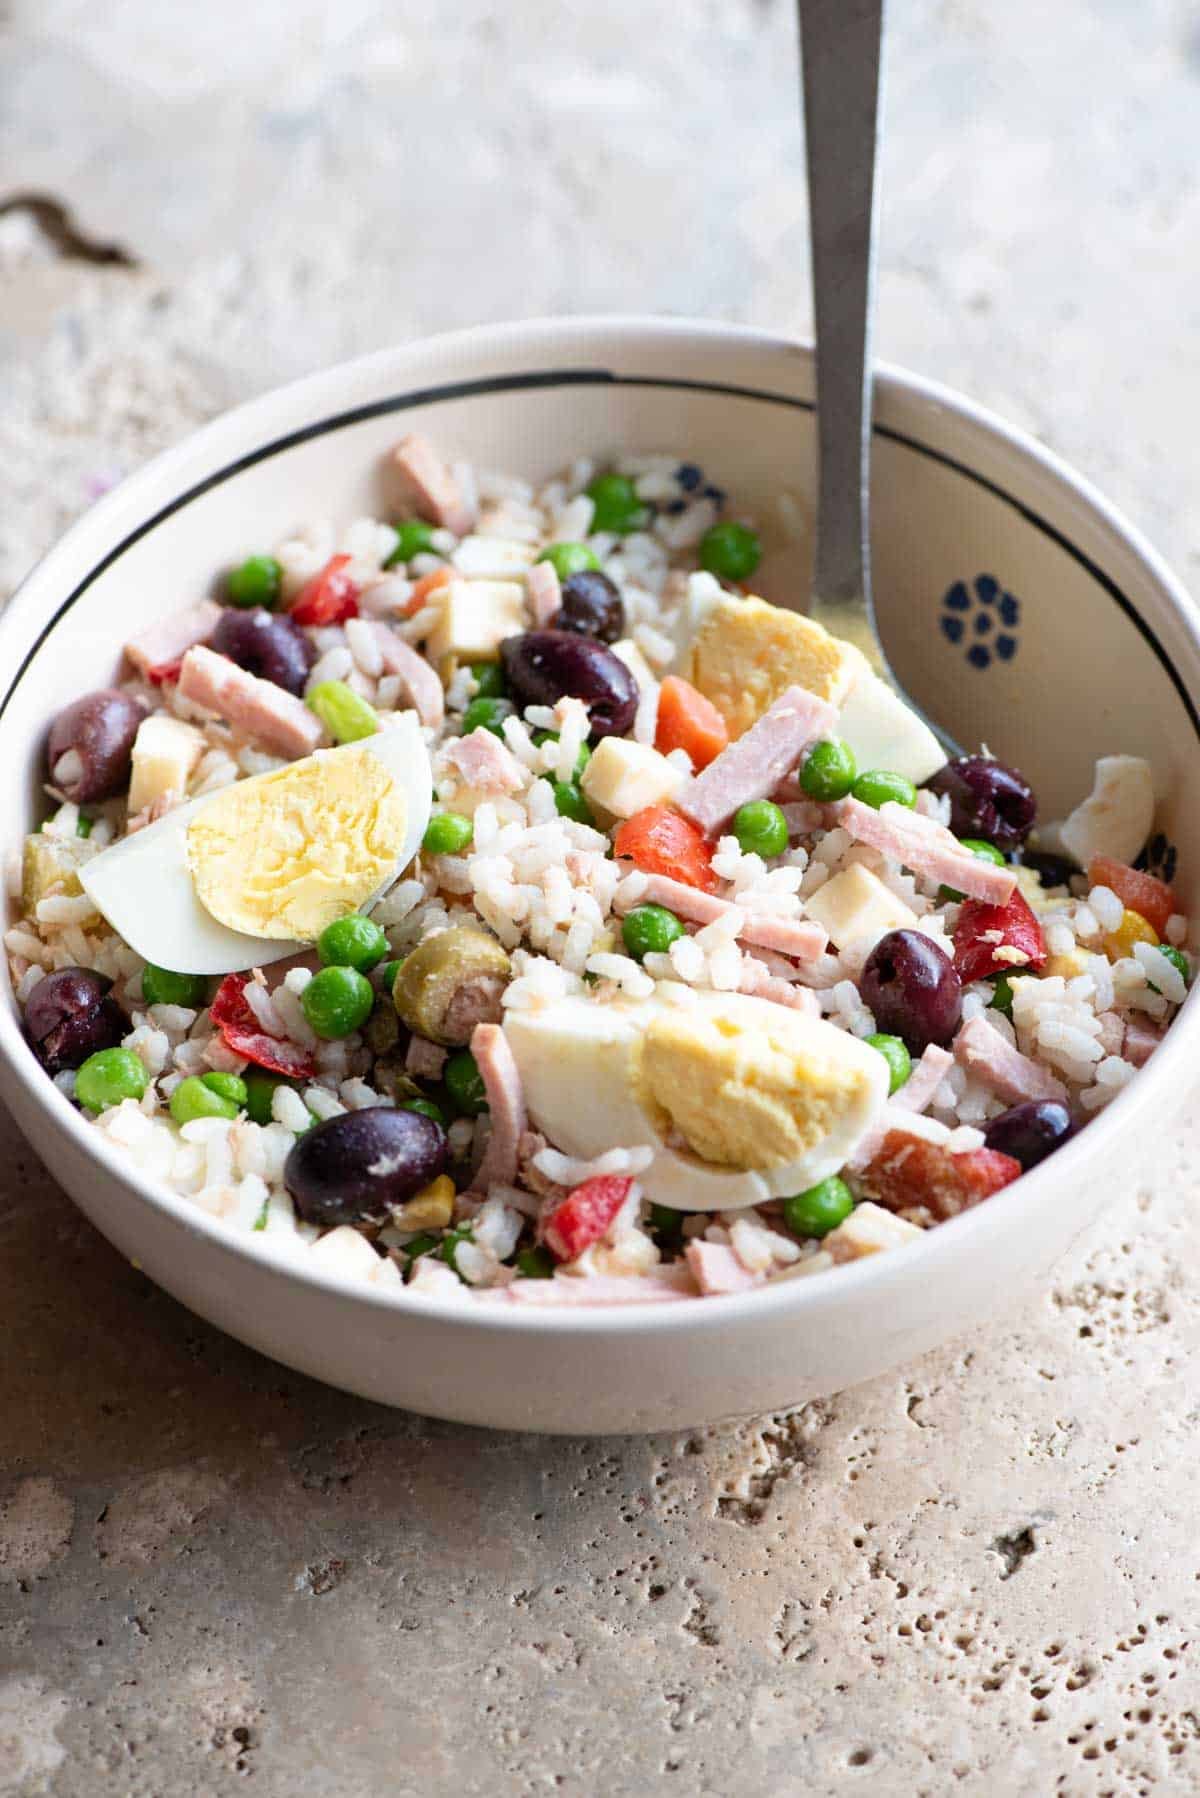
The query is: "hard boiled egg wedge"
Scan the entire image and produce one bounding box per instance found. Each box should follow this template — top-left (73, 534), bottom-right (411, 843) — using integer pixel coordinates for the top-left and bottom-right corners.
top-left (80, 715), bottom-right (431, 975)
top-left (503, 984), bottom-right (888, 1212)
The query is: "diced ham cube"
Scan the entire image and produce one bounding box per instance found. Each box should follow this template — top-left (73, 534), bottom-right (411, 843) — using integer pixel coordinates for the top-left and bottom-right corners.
top-left (124, 601), bottom-right (222, 680)
top-left (389, 434), bottom-right (476, 537)
top-left (1123, 1018), bottom-right (1164, 1067)
top-left (678, 685), bottom-right (838, 835)
top-left (856, 1128), bottom-right (1021, 1221)
top-left (833, 797), bottom-right (1018, 904)
top-left (367, 621), bottom-right (445, 728)
top-left (526, 560), bottom-right (562, 628)
top-left (442, 727), bottom-right (525, 794)
top-left (613, 865), bottom-right (827, 962)
top-left (685, 1238), bottom-right (763, 1296)
top-left (953, 1014), bottom-right (1068, 1105)
top-left (405, 1036), bottom-right (448, 1081)
top-left (539, 1174), bottom-right (633, 1263)
top-left (736, 956), bottom-right (820, 1013)
top-left (177, 646), bottom-right (324, 759)
top-left (469, 1023), bottom-right (526, 1193)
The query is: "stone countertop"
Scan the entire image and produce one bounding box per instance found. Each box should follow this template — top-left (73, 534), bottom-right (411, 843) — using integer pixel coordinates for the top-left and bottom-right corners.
top-left (1, 3), bottom-right (1199, 1792)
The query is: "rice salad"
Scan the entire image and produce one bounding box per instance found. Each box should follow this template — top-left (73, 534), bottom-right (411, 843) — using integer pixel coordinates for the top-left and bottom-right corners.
top-left (5, 435), bottom-right (1192, 1307)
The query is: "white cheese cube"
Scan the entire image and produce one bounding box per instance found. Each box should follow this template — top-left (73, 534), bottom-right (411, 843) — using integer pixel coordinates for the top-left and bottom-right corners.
top-left (837, 669), bottom-right (947, 786)
top-left (450, 536), bottom-right (536, 579)
top-left (824, 1201), bottom-right (922, 1263)
top-left (128, 714), bottom-right (206, 814)
top-left (1058, 755), bottom-right (1155, 867)
top-left (581, 738), bottom-right (685, 819)
top-left (425, 578), bottom-right (526, 664)
top-left (803, 863), bottom-right (918, 951)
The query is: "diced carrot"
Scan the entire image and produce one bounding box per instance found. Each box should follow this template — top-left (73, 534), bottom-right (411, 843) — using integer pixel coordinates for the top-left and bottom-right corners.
top-left (613, 804), bottom-right (719, 893)
top-left (1087, 855), bottom-right (1175, 938)
top-left (655, 675), bottom-right (729, 771)
top-left (403, 565), bottom-right (455, 617)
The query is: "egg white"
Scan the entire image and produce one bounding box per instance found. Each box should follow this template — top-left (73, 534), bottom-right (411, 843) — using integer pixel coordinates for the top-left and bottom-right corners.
top-left (79, 715), bottom-right (431, 975)
top-left (503, 985), bottom-right (888, 1213)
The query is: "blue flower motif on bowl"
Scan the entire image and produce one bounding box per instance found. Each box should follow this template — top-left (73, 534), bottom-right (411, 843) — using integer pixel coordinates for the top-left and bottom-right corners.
top-left (940, 574), bottom-right (1020, 669)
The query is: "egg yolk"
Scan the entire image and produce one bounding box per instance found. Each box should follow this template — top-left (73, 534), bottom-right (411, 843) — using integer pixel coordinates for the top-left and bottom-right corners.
top-left (638, 1007), bottom-right (869, 1171)
top-left (187, 746), bottom-right (407, 942)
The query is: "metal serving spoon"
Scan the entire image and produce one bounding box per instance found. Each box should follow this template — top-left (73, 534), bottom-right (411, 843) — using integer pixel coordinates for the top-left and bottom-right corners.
top-left (798, 0), bottom-right (960, 755)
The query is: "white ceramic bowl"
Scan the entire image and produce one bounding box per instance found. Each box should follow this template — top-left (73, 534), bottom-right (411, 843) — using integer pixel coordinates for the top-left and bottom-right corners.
top-left (2, 317), bottom-right (1197, 1434)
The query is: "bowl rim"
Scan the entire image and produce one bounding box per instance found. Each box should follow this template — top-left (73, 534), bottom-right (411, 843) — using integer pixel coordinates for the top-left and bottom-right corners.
top-left (2, 310), bottom-right (1198, 1338)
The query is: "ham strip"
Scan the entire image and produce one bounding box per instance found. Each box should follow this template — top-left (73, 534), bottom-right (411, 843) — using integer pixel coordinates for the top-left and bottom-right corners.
top-left (613, 865), bottom-right (828, 961)
top-left (736, 956), bottom-right (820, 1013)
top-left (390, 434), bottom-right (476, 537)
top-left (685, 1239), bottom-right (764, 1296)
top-left (679, 686), bottom-right (838, 835)
top-left (847, 1045), bottom-right (953, 1170)
top-left (405, 1036), bottom-right (448, 1081)
top-left (953, 1014), bottom-right (1068, 1105)
top-left (507, 1267), bottom-right (697, 1305)
top-left (1122, 1017), bottom-right (1164, 1067)
top-left (443, 727), bottom-right (526, 794)
top-left (469, 1023), bottom-right (526, 1192)
top-left (526, 560), bottom-right (562, 628)
top-left (125, 601), bottom-right (221, 679)
top-left (367, 622), bottom-right (445, 728)
top-left (177, 646), bottom-right (324, 759)
top-left (832, 797), bottom-right (1018, 903)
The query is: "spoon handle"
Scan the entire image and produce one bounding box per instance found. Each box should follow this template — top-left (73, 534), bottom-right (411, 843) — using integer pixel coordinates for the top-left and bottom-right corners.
top-left (799, 0), bottom-right (885, 669)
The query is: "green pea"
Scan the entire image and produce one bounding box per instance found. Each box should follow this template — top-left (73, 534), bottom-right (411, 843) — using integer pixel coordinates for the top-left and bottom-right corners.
top-left (141, 964), bottom-right (208, 1009)
top-left (532, 730), bottom-right (591, 779)
top-left (699, 519), bottom-right (762, 582)
top-left (648, 1202), bottom-right (684, 1244)
top-left (551, 780), bottom-right (593, 825)
top-left (317, 913), bottom-right (388, 972)
top-left (536, 541), bottom-right (601, 580)
top-left (75, 1047), bottom-right (147, 1114)
top-left (244, 1071), bottom-right (298, 1126)
top-left (799, 738), bottom-right (858, 803)
top-left (732, 799), bottom-right (788, 859)
top-left (938, 839), bottom-right (1011, 903)
top-left (850, 769), bottom-right (918, 811)
top-left (201, 1071), bottom-right (248, 1108)
top-left (515, 1245), bottom-right (555, 1279)
top-left (988, 974), bottom-right (1015, 1018)
top-left (440, 1224), bottom-right (474, 1275)
top-left (379, 959), bottom-right (405, 994)
top-left (1149, 945), bottom-right (1190, 995)
top-left (170, 1074), bottom-right (241, 1126)
top-left (585, 472), bottom-right (648, 536)
top-left (782, 1175), bottom-right (854, 1240)
top-left (865, 1033), bottom-right (912, 1095)
top-left (404, 1232), bottom-right (440, 1261)
top-left (227, 554), bottom-right (283, 610)
top-left (422, 812), bottom-right (474, 856)
top-left (622, 904), bottom-right (685, 961)
top-left (384, 519), bottom-right (437, 568)
top-left (461, 695), bottom-right (514, 738)
top-left (76, 814), bottom-right (93, 839)
top-left (468, 661), bottom-right (507, 698)
top-left (402, 1098), bottom-right (447, 1126)
top-left (300, 965), bottom-right (375, 1039)
top-left (306, 679), bottom-right (379, 744)
top-left (445, 1049), bottom-right (488, 1116)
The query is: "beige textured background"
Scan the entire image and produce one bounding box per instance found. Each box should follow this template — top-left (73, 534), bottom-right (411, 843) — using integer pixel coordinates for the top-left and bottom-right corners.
top-left (2, 3), bottom-right (1199, 1792)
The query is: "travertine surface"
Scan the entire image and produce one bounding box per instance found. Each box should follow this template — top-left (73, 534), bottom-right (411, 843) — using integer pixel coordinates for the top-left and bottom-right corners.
top-left (2, 2), bottom-right (1199, 1792)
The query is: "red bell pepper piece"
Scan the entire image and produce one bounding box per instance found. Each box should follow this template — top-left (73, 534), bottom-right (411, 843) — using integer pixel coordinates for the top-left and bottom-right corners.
top-left (289, 554), bottom-right (360, 627)
top-left (209, 973), bottom-right (315, 1079)
top-left (858, 1130), bottom-right (1022, 1222)
top-left (539, 1174), bottom-right (634, 1264)
top-left (954, 888), bottom-right (1046, 985)
top-left (612, 805), bottom-right (719, 894)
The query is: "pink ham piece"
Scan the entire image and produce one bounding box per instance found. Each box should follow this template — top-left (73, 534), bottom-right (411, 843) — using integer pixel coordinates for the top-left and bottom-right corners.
top-left (125, 601), bottom-right (222, 679)
top-left (469, 1023), bottom-right (526, 1192)
top-left (953, 1014), bottom-right (1068, 1105)
top-left (847, 1045), bottom-right (953, 1170)
top-left (1123, 1017), bottom-right (1165, 1067)
top-left (443, 727), bottom-right (526, 794)
top-left (1096, 1011), bottom-right (1126, 1057)
top-left (405, 1035), bottom-right (448, 1081)
top-left (389, 434), bottom-right (476, 537)
top-left (177, 646), bottom-right (324, 759)
top-left (679, 686), bottom-right (838, 835)
top-left (685, 1238), bottom-right (764, 1297)
top-left (507, 1267), bottom-right (697, 1305)
top-left (526, 560), bottom-right (562, 628)
top-left (366, 621), bottom-right (445, 728)
top-left (736, 956), bottom-right (820, 1013)
top-left (613, 866), bottom-right (827, 961)
top-left (832, 797), bottom-right (1018, 904)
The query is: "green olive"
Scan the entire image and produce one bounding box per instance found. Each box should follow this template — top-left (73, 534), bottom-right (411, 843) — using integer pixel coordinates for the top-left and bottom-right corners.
top-left (390, 925), bottom-right (511, 1046)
